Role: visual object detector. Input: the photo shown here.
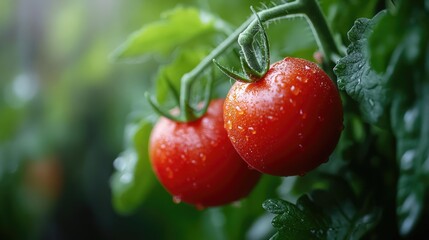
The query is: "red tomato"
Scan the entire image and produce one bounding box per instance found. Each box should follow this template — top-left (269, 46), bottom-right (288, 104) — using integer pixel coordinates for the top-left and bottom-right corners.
top-left (224, 57), bottom-right (343, 176)
top-left (149, 99), bottom-right (261, 208)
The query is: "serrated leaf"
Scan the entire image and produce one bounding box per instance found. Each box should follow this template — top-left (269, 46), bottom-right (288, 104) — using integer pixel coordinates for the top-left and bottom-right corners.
top-left (265, 188), bottom-right (380, 240)
top-left (333, 11), bottom-right (388, 126)
top-left (111, 119), bottom-right (155, 215)
top-left (111, 7), bottom-right (221, 61)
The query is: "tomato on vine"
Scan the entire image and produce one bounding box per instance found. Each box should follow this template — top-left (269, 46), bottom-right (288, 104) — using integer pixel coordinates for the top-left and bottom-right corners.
top-left (149, 99), bottom-right (261, 208)
top-left (223, 57), bottom-right (343, 176)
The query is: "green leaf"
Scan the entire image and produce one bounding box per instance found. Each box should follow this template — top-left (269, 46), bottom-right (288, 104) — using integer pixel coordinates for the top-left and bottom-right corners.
top-left (264, 187), bottom-right (381, 240)
top-left (111, 7), bottom-right (224, 61)
top-left (111, 118), bottom-right (155, 215)
top-left (333, 11), bottom-right (389, 126)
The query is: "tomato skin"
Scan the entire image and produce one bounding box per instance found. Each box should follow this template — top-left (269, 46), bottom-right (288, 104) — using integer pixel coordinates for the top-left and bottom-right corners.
top-left (224, 57), bottom-right (343, 176)
top-left (149, 99), bottom-right (261, 207)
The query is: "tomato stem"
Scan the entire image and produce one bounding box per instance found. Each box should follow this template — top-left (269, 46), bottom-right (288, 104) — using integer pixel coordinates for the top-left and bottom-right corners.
top-left (177, 0), bottom-right (341, 122)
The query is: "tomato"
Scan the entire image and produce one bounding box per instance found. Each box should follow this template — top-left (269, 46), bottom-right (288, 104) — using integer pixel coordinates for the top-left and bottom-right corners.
top-left (224, 57), bottom-right (343, 176)
top-left (149, 99), bottom-right (261, 208)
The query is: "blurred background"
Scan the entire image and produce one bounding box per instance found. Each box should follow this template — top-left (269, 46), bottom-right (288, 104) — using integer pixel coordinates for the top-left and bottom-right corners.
top-left (0, 0), bottom-right (283, 239)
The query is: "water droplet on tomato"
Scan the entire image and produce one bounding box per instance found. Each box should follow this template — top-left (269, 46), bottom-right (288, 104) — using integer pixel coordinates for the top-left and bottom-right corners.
top-left (298, 144), bottom-right (304, 151)
top-left (199, 153), bottom-right (206, 162)
top-left (305, 65), bottom-right (310, 70)
top-left (247, 164), bottom-right (255, 170)
top-left (247, 127), bottom-right (256, 134)
top-left (172, 195), bottom-right (182, 204)
top-left (299, 109), bottom-right (306, 119)
top-left (235, 105), bottom-right (244, 115)
top-left (289, 98), bottom-right (296, 107)
top-left (160, 144), bottom-right (166, 149)
top-left (267, 115), bottom-right (273, 120)
top-left (226, 120), bottom-right (232, 130)
top-left (190, 159), bottom-right (197, 165)
top-left (180, 154), bottom-right (186, 160)
top-left (237, 125), bottom-right (244, 131)
top-left (298, 132), bottom-right (304, 139)
top-left (290, 85), bottom-right (301, 95)
top-left (318, 115), bottom-right (324, 122)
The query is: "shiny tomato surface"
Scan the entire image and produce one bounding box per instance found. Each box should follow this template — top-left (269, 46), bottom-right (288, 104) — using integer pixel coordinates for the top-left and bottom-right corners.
top-left (224, 57), bottom-right (343, 176)
top-left (149, 99), bottom-right (261, 207)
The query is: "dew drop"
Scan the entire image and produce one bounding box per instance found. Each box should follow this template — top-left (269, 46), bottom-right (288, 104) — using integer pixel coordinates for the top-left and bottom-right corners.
top-left (235, 105), bottom-right (244, 115)
top-left (296, 76), bottom-right (302, 81)
top-left (290, 85), bottom-right (301, 95)
top-left (190, 159), bottom-right (197, 165)
top-left (172, 195), bottom-right (182, 204)
top-left (298, 132), bottom-right (304, 139)
top-left (226, 120), bottom-right (232, 130)
top-left (289, 98), bottom-right (296, 107)
top-left (305, 65), bottom-right (310, 70)
top-left (192, 182), bottom-right (197, 188)
top-left (237, 125), bottom-right (244, 131)
top-left (318, 115), bottom-right (324, 122)
top-left (298, 144), bottom-right (304, 151)
top-left (248, 127), bottom-right (257, 134)
top-left (267, 115), bottom-right (274, 120)
top-left (180, 154), bottom-right (186, 160)
top-left (160, 144), bottom-right (166, 149)
top-left (368, 98), bottom-right (374, 106)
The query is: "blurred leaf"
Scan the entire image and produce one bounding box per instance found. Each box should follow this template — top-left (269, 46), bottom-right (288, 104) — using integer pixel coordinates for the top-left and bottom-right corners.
top-left (156, 48), bottom-right (209, 104)
top-left (111, 118), bottom-right (156, 214)
top-left (111, 7), bottom-right (226, 61)
top-left (334, 11), bottom-right (389, 126)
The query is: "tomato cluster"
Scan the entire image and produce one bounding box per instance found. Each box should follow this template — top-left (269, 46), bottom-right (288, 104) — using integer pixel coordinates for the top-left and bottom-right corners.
top-left (149, 57), bottom-right (343, 207)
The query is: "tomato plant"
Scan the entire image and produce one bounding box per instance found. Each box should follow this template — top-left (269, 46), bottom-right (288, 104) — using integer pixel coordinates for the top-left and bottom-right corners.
top-left (149, 99), bottom-right (261, 207)
top-left (224, 57), bottom-right (343, 176)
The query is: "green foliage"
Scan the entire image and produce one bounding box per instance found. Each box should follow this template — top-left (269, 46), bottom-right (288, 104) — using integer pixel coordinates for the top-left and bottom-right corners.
top-left (111, 7), bottom-right (228, 61)
top-left (334, 11), bottom-right (388, 126)
top-left (111, 116), bottom-right (156, 214)
top-left (264, 189), bottom-right (380, 240)
top-left (334, 0), bottom-right (429, 237)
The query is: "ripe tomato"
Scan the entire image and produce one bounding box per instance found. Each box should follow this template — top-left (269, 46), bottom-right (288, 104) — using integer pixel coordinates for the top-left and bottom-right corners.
top-left (224, 57), bottom-right (343, 176)
top-left (149, 99), bottom-right (261, 208)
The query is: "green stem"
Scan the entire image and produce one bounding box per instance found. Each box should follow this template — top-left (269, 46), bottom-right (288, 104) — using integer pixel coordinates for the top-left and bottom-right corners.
top-left (238, 0), bottom-right (340, 79)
